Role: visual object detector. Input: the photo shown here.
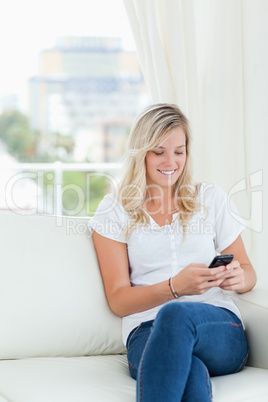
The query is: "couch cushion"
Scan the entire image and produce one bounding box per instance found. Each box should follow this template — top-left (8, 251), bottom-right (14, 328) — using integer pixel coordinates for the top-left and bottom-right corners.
top-left (0, 212), bottom-right (126, 359)
top-left (0, 356), bottom-right (135, 402)
top-left (229, 288), bottom-right (268, 370)
top-left (0, 356), bottom-right (267, 402)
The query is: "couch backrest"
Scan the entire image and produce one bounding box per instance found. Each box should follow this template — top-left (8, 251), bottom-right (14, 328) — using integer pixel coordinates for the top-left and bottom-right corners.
top-left (0, 212), bottom-right (126, 359)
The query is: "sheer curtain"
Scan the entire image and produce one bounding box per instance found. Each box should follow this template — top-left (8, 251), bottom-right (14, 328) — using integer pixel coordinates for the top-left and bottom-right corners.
top-left (123, 0), bottom-right (268, 284)
top-left (123, 0), bottom-right (199, 149)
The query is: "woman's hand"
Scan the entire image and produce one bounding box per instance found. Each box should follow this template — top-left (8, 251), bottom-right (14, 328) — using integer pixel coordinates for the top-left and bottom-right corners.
top-left (219, 260), bottom-right (246, 291)
top-left (172, 263), bottom-right (229, 297)
top-left (220, 235), bottom-right (257, 293)
top-left (173, 234), bottom-right (258, 297)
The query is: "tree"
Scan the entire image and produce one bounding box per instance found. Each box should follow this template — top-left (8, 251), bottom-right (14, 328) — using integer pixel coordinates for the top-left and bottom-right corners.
top-left (0, 110), bottom-right (40, 161)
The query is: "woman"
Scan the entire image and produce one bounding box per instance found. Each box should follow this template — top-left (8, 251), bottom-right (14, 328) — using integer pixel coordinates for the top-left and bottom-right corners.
top-left (89, 104), bottom-right (257, 401)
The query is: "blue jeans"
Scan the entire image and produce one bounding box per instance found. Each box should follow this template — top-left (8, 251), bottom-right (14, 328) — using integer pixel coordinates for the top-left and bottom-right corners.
top-left (126, 302), bottom-right (248, 402)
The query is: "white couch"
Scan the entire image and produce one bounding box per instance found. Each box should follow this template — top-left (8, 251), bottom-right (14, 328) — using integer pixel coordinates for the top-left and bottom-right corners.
top-left (0, 211), bottom-right (268, 402)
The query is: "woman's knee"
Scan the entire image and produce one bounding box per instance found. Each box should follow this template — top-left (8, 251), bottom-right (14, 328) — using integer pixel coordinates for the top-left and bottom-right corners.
top-left (156, 302), bottom-right (194, 326)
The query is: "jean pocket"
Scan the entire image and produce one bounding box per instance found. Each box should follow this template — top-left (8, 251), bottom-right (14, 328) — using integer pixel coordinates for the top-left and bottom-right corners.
top-left (126, 322), bottom-right (145, 350)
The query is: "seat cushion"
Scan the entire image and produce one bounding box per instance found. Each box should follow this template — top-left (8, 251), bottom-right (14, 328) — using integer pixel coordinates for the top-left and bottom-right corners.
top-left (0, 356), bottom-right (267, 402)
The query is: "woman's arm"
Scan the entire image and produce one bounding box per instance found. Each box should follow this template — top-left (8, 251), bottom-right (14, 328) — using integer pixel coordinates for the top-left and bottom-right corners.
top-left (92, 230), bottom-right (230, 317)
top-left (92, 230), bottom-right (173, 317)
top-left (219, 235), bottom-right (257, 293)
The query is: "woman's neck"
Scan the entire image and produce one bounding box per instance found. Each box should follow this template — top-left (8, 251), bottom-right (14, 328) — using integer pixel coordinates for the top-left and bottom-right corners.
top-left (144, 188), bottom-right (179, 215)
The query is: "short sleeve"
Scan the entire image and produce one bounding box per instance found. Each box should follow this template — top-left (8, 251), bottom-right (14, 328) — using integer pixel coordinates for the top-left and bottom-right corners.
top-left (88, 194), bottom-right (128, 243)
top-left (213, 186), bottom-right (245, 252)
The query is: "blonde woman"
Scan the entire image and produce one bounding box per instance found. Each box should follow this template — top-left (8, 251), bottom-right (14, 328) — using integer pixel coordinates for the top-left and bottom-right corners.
top-left (89, 104), bottom-right (256, 402)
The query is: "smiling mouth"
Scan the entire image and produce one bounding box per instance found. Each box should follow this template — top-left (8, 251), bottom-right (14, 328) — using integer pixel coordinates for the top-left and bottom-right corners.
top-left (158, 169), bottom-right (177, 175)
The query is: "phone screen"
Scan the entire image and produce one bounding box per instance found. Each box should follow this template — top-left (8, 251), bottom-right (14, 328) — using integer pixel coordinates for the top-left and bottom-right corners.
top-left (208, 254), bottom-right (234, 268)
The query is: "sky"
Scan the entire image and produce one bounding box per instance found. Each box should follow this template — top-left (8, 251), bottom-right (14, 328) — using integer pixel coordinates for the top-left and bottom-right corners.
top-left (0, 0), bottom-right (135, 110)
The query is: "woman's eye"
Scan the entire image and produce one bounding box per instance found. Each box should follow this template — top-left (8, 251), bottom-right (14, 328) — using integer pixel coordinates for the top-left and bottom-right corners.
top-left (152, 151), bottom-right (184, 156)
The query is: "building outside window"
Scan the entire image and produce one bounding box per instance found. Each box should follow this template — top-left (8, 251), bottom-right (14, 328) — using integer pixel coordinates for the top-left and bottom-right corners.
top-left (29, 35), bottom-right (147, 163)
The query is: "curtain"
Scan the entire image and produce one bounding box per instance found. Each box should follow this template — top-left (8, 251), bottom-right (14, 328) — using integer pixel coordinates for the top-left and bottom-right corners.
top-left (123, 0), bottom-right (268, 285)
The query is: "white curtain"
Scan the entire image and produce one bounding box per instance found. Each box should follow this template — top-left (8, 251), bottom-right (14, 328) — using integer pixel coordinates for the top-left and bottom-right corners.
top-left (123, 0), bottom-right (268, 285)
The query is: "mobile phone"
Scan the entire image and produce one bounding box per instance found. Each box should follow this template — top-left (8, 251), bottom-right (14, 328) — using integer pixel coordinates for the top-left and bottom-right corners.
top-left (208, 254), bottom-right (234, 268)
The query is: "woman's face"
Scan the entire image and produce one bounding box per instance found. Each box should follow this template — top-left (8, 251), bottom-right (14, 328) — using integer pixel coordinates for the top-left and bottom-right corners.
top-left (145, 127), bottom-right (186, 191)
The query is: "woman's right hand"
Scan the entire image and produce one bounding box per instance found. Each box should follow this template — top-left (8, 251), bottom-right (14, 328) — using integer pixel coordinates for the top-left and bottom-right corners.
top-left (172, 264), bottom-right (230, 297)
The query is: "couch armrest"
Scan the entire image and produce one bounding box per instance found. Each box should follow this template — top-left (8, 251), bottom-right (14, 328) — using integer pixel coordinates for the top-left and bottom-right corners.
top-left (228, 287), bottom-right (268, 370)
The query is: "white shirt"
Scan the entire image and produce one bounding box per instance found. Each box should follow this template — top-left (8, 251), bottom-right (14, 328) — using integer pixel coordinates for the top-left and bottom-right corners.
top-left (89, 183), bottom-right (245, 345)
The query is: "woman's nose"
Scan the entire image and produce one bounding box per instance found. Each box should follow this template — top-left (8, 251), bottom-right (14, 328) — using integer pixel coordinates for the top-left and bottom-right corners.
top-left (163, 152), bottom-right (175, 166)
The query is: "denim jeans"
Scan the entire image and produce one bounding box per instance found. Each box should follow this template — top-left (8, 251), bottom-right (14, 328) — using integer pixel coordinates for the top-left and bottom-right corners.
top-left (126, 302), bottom-right (249, 402)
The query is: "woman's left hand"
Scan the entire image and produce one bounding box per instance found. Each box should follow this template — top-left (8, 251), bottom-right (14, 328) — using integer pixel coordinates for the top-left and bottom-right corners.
top-left (219, 260), bottom-right (246, 291)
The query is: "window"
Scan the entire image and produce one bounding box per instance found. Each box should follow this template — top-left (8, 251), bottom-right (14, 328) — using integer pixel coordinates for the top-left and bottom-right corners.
top-left (0, 0), bottom-right (149, 216)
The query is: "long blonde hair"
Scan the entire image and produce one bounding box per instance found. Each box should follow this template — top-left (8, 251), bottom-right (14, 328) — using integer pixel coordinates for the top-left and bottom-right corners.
top-left (118, 103), bottom-right (200, 235)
